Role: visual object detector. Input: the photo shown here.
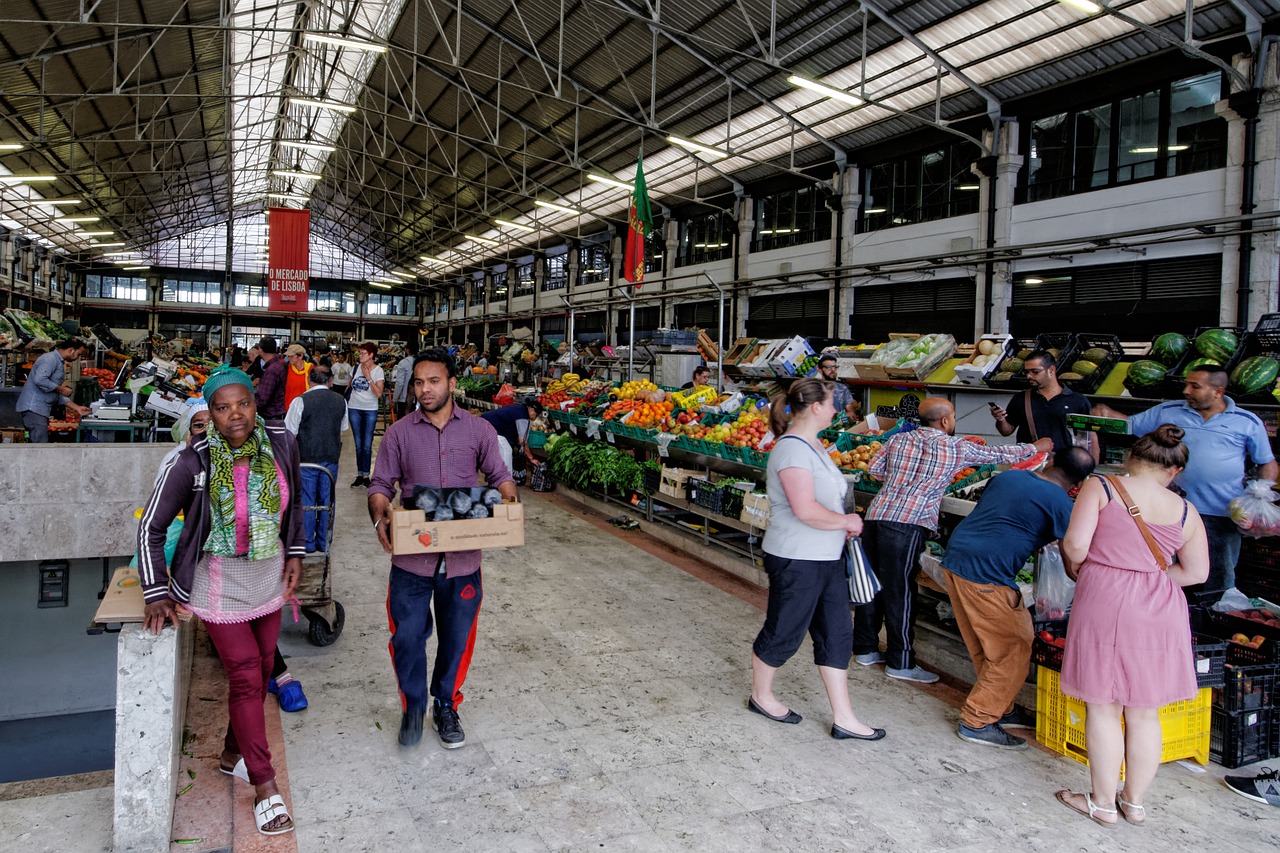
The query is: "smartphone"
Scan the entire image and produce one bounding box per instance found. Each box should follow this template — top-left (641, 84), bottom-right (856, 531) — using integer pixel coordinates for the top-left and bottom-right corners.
top-left (988, 402), bottom-right (998, 409)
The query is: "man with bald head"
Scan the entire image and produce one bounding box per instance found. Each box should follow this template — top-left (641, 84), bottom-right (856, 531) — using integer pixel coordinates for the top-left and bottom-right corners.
top-left (853, 397), bottom-right (1052, 683)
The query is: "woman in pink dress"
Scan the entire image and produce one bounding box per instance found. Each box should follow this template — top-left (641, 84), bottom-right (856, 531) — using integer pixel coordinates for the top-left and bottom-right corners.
top-left (1055, 424), bottom-right (1209, 828)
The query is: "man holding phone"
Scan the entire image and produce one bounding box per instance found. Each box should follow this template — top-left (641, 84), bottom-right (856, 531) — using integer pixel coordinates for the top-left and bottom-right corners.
top-left (989, 350), bottom-right (1097, 461)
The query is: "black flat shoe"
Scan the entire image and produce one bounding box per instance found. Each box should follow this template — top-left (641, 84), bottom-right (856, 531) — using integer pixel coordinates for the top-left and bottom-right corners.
top-left (398, 707), bottom-right (424, 746)
top-left (747, 696), bottom-right (802, 724)
top-left (831, 724), bottom-right (886, 741)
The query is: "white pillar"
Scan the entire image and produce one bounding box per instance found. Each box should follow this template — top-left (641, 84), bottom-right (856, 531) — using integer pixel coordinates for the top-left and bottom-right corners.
top-left (974, 122), bottom-right (1023, 336)
top-left (838, 166), bottom-right (861, 339)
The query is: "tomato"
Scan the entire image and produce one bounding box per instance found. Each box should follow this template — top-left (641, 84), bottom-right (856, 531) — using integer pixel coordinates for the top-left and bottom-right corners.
top-left (1038, 631), bottom-right (1055, 643)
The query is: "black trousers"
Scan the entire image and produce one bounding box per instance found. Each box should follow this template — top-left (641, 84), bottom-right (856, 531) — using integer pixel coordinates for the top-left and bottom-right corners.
top-left (853, 520), bottom-right (929, 670)
top-left (753, 554), bottom-right (853, 669)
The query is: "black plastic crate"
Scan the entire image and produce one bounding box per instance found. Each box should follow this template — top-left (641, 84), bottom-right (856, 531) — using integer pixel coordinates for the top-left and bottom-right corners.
top-left (1253, 313), bottom-right (1280, 348)
top-left (1213, 663), bottom-right (1277, 712)
top-left (641, 467), bottom-right (662, 494)
top-left (1034, 332), bottom-right (1076, 362)
top-left (1210, 707), bottom-right (1274, 768)
top-left (1031, 620), bottom-right (1068, 672)
top-left (687, 477), bottom-right (724, 513)
top-left (1194, 633), bottom-right (1228, 688)
top-left (1166, 325), bottom-right (1248, 390)
top-left (983, 338), bottom-right (1039, 390)
top-left (1237, 537), bottom-right (1280, 603)
top-left (1222, 332), bottom-right (1280, 405)
top-left (720, 484), bottom-right (748, 519)
top-left (1056, 333), bottom-right (1124, 395)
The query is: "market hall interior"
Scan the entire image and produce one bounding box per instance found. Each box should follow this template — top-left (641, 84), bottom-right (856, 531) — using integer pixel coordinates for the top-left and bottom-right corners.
top-left (1, 435), bottom-right (1275, 853)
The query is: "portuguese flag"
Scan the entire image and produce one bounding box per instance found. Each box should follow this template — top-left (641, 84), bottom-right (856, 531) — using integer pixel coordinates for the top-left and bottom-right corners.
top-left (623, 152), bottom-right (652, 286)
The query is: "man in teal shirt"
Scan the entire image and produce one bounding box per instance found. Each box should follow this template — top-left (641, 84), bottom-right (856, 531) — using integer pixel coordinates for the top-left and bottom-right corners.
top-left (1098, 366), bottom-right (1277, 601)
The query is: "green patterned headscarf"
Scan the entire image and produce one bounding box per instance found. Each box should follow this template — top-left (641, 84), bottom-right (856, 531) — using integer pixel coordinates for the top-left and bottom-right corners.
top-left (203, 416), bottom-right (282, 559)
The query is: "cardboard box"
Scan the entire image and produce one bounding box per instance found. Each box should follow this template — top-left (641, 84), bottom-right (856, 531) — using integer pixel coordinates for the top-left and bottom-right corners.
top-left (740, 491), bottom-right (770, 529)
top-left (0, 427), bottom-right (25, 443)
top-left (658, 466), bottom-right (699, 499)
top-left (767, 336), bottom-right (816, 377)
top-left (391, 500), bottom-right (525, 555)
top-left (953, 334), bottom-right (1012, 385)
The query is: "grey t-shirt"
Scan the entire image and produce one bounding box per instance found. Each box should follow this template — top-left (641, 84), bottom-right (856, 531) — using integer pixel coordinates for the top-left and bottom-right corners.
top-left (763, 435), bottom-right (850, 560)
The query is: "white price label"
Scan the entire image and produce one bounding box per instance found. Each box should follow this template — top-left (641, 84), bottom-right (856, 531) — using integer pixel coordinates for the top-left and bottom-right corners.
top-left (586, 418), bottom-right (602, 440)
top-left (569, 424), bottom-right (579, 436)
top-left (606, 430), bottom-right (616, 444)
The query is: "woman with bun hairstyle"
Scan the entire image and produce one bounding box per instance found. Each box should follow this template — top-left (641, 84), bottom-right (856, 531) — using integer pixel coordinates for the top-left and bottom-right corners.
top-left (1055, 424), bottom-right (1209, 828)
top-left (747, 378), bottom-right (884, 741)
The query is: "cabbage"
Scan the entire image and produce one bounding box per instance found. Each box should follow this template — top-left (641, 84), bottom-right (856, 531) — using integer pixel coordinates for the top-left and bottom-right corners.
top-left (466, 504), bottom-right (491, 519)
top-left (481, 488), bottom-right (503, 507)
top-left (432, 506), bottom-right (455, 521)
top-left (447, 490), bottom-right (474, 515)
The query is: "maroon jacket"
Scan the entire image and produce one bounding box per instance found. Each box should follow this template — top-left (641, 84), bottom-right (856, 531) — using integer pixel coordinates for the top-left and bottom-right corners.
top-left (255, 355), bottom-right (288, 419)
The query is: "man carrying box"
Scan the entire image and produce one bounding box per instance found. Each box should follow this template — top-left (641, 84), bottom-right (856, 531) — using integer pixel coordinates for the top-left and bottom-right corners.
top-left (368, 348), bottom-right (517, 749)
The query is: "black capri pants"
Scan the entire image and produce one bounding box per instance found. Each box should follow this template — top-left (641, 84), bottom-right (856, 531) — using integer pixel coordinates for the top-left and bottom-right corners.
top-left (753, 553), bottom-right (853, 669)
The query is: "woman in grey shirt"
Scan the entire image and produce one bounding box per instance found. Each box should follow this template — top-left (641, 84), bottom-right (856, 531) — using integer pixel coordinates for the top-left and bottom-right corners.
top-left (749, 378), bottom-right (885, 741)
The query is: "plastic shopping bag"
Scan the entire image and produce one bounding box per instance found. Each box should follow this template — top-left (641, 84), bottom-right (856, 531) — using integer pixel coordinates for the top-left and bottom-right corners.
top-left (1228, 480), bottom-right (1280, 538)
top-left (1034, 543), bottom-right (1074, 621)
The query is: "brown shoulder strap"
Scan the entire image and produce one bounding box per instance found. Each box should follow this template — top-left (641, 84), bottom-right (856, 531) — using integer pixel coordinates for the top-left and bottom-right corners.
top-left (1023, 391), bottom-right (1038, 442)
top-left (1104, 475), bottom-right (1169, 572)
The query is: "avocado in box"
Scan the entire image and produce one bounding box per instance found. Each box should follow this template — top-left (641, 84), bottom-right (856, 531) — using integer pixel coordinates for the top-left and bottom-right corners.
top-left (391, 485), bottom-right (525, 555)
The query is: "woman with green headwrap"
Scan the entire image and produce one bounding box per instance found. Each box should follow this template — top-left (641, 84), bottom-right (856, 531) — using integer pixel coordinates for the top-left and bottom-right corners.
top-left (137, 366), bottom-right (304, 836)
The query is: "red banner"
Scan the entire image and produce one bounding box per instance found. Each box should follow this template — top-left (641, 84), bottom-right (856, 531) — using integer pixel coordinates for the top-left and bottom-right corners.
top-left (267, 207), bottom-right (310, 312)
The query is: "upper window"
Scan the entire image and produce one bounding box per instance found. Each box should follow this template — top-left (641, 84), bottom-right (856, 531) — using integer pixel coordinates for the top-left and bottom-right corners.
top-left (1022, 72), bottom-right (1225, 202)
top-left (644, 228), bottom-right (664, 275)
top-left (367, 293), bottom-right (416, 316)
top-left (543, 253), bottom-right (567, 292)
top-left (489, 269), bottom-right (508, 303)
top-left (676, 212), bottom-right (733, 267)
top-left (579, 245), bottom-right (609, 285)
top-left (233, 283), bottom-right (269, 308)
top-left (753, 186), bottom-right (832, 251)
top-left (514, 261), bottom-right (535, 297)
top-left (307, 289), bottom-right (355, 313)
top-left (470, 275), bottom-right (486, 307)
top-left (86, 273), bottom-right (148, 301)
top-left (861, 140), bottom-right (981, 231)
top-left (163, 279), bottom-right (222, 305)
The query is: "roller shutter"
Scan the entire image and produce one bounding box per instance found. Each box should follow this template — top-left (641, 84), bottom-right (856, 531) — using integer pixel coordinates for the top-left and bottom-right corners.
top-left (851, 279), bottom-right (976, 342)
top-left (747, 290), bottom-right (830, 338)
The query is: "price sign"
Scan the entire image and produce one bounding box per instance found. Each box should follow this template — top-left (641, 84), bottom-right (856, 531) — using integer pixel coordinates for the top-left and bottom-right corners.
top-left (586, 418), bottom-right (602, 440)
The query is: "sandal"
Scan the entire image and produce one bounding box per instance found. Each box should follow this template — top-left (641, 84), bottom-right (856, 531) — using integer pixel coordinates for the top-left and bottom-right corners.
top-left (1055, 789), bottom-right (1117, 828)
top-left (1117, 796), bottom-right (1146, 826)
top-left (218, 757), bottom-right (249, 783)
top-left (254, 794), bottom-right (294, 836)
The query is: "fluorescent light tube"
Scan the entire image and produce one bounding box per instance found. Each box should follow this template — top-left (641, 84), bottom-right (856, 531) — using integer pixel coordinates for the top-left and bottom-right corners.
top-left (0, 143), bottom-right (23, 151)
top-left (122, 266), bottom-right (150, 271)
top-left (1024, 278), bottom-right (1044, 285)
top-left (267, 193), bottom-right (310, 202)
top-left (495, 219), bottom-right (535, 232)
top-left (303, 33), bottom-right (387, 53)
top-left (467, 235), bottom-right (499, 246)
top-left (273, 169), bottom-right (323, 180)
top-left (289, 97), bottom-right (357, 114)
top-left (587, 174), bottom-right (633, 191)
top-left (666, 135), bottom-right (730, 159)
top-left (280, 141), bottom-right (337, 154)
top-left (787, 75), bottom-right (862, 106)
top-left (369, 282), bottom-right (393, 289)
top-left (55, 216), bottom-right (100, 223)
top-left (34, 198), bottom-right (82, 206)
top-left (1057, 0), bottom-right (1101, 13)
top-left (864, 208), bottom-right (886, 214)
top-left (0, 175), bottom-right (56, 183)
top-left (955, 184), bottom-right (980, 191)
top-left (535, 200), bottom-right (582, 215)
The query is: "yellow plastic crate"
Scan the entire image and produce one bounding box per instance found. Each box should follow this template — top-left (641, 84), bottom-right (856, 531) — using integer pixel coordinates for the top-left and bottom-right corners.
top-left (1035, 667), bottom-right (1210, 771)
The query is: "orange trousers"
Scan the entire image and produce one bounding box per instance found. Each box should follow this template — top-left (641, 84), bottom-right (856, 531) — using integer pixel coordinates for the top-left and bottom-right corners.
top-left (943, 568), bottom-right (1034, 728)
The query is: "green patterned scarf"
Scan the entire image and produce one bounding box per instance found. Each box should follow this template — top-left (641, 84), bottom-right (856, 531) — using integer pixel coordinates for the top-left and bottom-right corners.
top-left (204, 417), bottom-right (282, 559)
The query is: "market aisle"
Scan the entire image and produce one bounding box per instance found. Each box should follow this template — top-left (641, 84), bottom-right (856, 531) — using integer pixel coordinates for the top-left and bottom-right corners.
top-left (269, 430), bottom-right (1278, 852)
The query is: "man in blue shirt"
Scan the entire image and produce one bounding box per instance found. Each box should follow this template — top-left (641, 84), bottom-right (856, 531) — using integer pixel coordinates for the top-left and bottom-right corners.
top-left (16, 339), bottom-right (91, 442)
top-left (942, 446), bottom-right (1096, 750)
top-left (1098, 366), bottom-right (1277, 601)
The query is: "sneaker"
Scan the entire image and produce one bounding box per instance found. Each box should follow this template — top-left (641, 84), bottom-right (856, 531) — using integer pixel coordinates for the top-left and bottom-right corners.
top-left (432, 702), bottom-right (466, 749)
top-left (957, 722), bottom-right (1027, 750)
top-left (276, 681), bottom-right (308, 713)
top-left (886, 665), bottom-right (940, 684)
top-left (855, 652), bottom-right (885, 666)
top-left (998, 706), bottom-right (1036, 729)
top-left (398, 707), bottom-right (425, 747)
top-left (350, 477), bottom-right (365, 489)
top-left (1223, 766), bottom-right (1280, 806)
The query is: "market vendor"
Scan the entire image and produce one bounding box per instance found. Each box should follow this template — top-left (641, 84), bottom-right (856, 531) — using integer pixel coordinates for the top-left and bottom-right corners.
top-left (16, 338), bottom-right (91, 442)
top-left (817, 355), bottom-right (860, 423)
top-left (680, 365), bottom-right (711, 390)
top-left (853, 398), bottom-right (1051, 684)
top-left (942, 446), bottom-right (1095, 751)
top-left (283, 344), bottom-right (311, 411)
top-left (480, 397), bottom-right (544, 479)
top-left (1092, 365), bottom-right (1276, 603)
top-left (989, 350), bottom-right (1098, 461)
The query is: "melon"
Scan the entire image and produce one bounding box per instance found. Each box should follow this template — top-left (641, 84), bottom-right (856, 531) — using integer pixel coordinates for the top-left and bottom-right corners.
top-left (990, 372), bottom-right (1014, 383)
top-left (1195, 329), bottom-right (1239, 363)
top-left (1000, 357), bottom-right (1024, 373)
top-left (1180, 356), bottom-right (1220, 377)
top-left (1058, 372), bottom-right (1084, 381)
top-left (1126, 360), bottom-right (1167, 389)
top-left (1230, 356), bottom-right (1280, 395)
top-left (1081, 347), bottom-right (1111, 365)
top-left (1015, 348), bottom-right (1033, 361)
top-left (1151, 333), bottom-right (1190, 367)
top-left (1071, 360), bottom-right (1099, 376)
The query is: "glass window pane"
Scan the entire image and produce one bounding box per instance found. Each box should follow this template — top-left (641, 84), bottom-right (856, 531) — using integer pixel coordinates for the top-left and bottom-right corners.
top-left (1117, 90), bottom-right (1159, 183)
top-left (1169, 72), bottom-right (1226, 176)
top-left (1075, 105), bottom-right (1112, 189)
top-left (1028, 113), bottom-right (1071, 201)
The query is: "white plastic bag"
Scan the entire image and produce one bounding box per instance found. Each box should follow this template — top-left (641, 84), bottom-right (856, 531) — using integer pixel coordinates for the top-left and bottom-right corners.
top-left (1034, 543), bottom-right (1075, 621)
top-left (1228, 480), bottom-right (1280, 538)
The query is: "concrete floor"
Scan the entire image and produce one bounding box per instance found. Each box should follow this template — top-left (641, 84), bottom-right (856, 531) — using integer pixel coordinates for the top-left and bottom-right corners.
top-left (3, 427), bottom-right (1279, 850)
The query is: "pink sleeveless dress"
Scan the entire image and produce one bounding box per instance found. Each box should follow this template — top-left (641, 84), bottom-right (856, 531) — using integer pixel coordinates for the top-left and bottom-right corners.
top-left (1060, 491), bottom-right (1196, 707)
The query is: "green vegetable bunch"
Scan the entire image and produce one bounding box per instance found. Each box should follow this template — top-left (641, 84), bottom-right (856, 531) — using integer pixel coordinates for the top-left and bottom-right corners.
top-left (545, 435), bottom-right (643, 493)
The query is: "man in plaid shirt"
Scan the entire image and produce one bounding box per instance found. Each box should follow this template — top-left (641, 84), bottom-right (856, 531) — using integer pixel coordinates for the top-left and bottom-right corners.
top-left (853, 398), bottom-right (1051, 683)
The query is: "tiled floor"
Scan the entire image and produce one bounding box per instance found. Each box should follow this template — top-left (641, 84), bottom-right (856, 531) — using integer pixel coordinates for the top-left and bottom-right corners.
top-left (3, 430), bottom-right (1278, 851)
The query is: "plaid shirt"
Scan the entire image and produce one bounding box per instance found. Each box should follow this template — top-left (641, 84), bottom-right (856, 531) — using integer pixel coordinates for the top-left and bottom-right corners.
top-left (369, 404), bottom-right (514, 578)
top-left (866, 426), bottom-right (1037, 531)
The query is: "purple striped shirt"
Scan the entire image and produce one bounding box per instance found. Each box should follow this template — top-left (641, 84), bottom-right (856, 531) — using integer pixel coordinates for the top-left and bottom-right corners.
top-left (369, 405), bottom-right (514, 577)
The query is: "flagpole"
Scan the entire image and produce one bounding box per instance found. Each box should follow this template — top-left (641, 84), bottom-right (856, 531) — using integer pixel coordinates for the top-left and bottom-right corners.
top-left (628, 294), bottom-right (635, 382)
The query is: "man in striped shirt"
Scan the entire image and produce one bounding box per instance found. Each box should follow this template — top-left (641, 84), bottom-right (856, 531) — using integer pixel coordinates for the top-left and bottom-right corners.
top-left (369, 348), bottom-right (517, 749)
top-left (853, 398), bottom-right (1051, 683)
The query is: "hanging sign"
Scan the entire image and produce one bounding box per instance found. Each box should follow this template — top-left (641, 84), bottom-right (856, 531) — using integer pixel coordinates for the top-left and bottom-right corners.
top-left (267, 207), bottom-right (310, 312)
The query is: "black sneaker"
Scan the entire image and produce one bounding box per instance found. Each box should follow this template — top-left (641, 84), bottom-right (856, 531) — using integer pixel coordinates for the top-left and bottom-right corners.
top-left (957, 722), bottom-right (1027, 750)
top-left (398, 707), bottom-right (424, 747)
top-left (432, 702), bottom-right (465, 749)
top-left (998, 706), bottom-right (1036, 729)
top-left (1223, 766), bottom-right (1280, 806)
top-left (350, 477), bottom-right (365, 489)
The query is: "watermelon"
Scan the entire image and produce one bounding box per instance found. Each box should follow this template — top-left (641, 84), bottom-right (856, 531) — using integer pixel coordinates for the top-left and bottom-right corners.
top-left (1071, 360), bottom-right (1099, 376)
top-left (1195, 329), bottom-right (1239, 363)
top-left (1058, 372), bottom-right (1084, 381)
top-left (990, 372), bottom-right (1014, 383)
top-left (1081, 347), bottom-right (1111, 365)
top-left (1229, 356), bottom-right (1280, 395)
top-left (1180, 356), bottom-right (1220, 377)
top-left (1151, 333), bottom-right (1190, 367)
top-left (1126, 360), bottom-right (1167, 389)
top-left (1000, 357), bottom-right (1024, 373)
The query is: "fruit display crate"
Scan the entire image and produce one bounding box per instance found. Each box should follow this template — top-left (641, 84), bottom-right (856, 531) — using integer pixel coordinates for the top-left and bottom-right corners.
top-left (719, 484), bottom-right (751, 520)
top-left (528, 430), bottom-right (550, 450)
top-left (1210, 707), bottom-right (1274, 768)
top-left (1236, 537), bottom-right (1280, 603)
top-left (686, 477), bottom-right (726, 513)
top-left (1055, 333), bottom-right (1124, 396)
top-left (945, 464), bottom-right (996, 495)
top-left (1031, 622), bottom-right (1068, 672)
top-left (1212, 663), bottom-right (1277, 713)
top-left (1036, 667), bottom-right (1211, 769)
top-left (983, 337), bottom-right (1040, 390)
top-left (1193, 633), bottom-right (1228, 688)
top-left (1223, 330), bottom-right (1280, 406)
top-left (641, 466), bottom-right (662, 494)
top-left (1166, 325), bottom-right (1247, 390)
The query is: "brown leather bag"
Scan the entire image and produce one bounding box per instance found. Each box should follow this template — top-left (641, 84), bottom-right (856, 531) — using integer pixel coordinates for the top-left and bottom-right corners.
top-left (1104, 475), bottom-right (1169, 572)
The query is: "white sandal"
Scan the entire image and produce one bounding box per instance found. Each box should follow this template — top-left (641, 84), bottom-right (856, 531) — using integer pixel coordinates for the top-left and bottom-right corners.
top-left (1055, 789), bottom-right (1118, 828)
top-left (1117, 796), bottom-right (1147, 826)
top-left (254, 794), bottom-right (294, 836)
